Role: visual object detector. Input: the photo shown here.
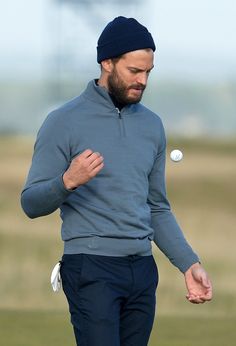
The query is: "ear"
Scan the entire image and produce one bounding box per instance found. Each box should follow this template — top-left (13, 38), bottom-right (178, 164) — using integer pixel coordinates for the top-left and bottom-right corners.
top-left (101, 59), bottom-right (114, 73)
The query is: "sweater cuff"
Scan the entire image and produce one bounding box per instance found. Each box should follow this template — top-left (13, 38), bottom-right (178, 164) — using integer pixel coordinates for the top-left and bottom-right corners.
top-left (178, 254), bottom-right (200, 274)
top-left (51, 174), bottom-right (76, 198)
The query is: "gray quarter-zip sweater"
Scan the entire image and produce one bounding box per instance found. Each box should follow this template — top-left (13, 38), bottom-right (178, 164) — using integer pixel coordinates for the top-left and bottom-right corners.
top-left (21, 80), bottom-right (199, 273)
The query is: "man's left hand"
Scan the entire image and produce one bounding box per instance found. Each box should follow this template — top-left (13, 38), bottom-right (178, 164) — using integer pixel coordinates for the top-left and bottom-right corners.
top-left (184, 262), bottom-right (213, 304)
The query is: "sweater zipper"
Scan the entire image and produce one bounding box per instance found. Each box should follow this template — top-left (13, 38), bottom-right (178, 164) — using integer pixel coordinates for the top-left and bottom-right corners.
top-left (116, 108), bottom-right (126, 137)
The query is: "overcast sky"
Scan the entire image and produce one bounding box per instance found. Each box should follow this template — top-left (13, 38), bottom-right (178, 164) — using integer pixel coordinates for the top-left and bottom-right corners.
top-left (1, 0), bottom-right (236, 81)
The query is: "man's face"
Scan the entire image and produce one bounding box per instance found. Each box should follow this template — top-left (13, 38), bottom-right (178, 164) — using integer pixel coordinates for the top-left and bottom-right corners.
top-left (107, 49), bottom-right (154, 104)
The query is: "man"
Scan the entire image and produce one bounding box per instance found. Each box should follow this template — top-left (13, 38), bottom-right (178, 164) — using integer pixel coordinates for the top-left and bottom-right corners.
top-left (21, 16), bottom-right (212, 346)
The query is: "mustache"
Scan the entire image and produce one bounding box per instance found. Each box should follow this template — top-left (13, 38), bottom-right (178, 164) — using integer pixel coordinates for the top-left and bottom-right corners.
top-left (128, 84), bottom-right (146, 91)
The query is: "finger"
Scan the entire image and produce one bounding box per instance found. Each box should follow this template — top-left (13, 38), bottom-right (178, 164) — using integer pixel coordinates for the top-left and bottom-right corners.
top-left (199, 291), bottom-right (213, 301)
top-left (90, 162), bottom-right (104, 177)
top-left (89, 155), bottom-right (104, 169)
top-left (80, 149), bottom-right (94, 158)
top-left (201, 280), bottom-right (213, 300)
top-left (201, 274), bottom-right (211, 288)
top-left (186, 288), bottom-right (212, 303)
top-left (190, 300), bottom-right (205, 305)
top-left (187, 290), bottom-right (213, 303)
top-left (187, 296), bottom-right (205, 304)
top-left (87, 152), bottom-right (103, 165)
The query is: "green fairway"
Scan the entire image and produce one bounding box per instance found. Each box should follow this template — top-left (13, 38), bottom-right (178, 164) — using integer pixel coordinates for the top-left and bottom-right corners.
top-left (0, 309), bottom-right (235, 346)
top-left (150, 315), bottom-right (236, 346)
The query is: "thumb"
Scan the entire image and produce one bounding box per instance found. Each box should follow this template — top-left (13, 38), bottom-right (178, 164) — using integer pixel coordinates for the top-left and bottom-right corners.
top-left (201, 272), bottom-right (211, 288)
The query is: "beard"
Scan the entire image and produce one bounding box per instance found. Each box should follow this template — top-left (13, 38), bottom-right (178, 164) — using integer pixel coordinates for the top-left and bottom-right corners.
top-left (107, 68), bottom-right (146, 105)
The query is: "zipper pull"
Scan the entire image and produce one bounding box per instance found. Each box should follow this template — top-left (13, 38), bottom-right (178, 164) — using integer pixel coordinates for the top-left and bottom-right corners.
top-left (116, 107), bottom-right (122, 119)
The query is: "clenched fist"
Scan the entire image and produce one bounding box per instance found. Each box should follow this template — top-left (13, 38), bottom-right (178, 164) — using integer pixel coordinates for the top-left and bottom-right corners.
top-left (63, 149), bottom-right (104, 190)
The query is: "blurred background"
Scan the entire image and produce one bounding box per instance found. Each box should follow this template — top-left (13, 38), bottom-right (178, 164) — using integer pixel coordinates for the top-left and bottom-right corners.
top-left (0, 0), bottom-right (236, 345)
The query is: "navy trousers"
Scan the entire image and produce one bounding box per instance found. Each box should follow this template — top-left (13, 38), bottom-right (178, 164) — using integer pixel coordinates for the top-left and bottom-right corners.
top-left (60, 253), bottom-right (158, 346)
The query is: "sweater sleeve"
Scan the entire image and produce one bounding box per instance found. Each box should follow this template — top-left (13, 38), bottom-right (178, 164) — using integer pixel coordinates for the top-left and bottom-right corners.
top-left (21, 111), bottom-right (74, 219)
top-left (147, 121), bottom-right (199, 273)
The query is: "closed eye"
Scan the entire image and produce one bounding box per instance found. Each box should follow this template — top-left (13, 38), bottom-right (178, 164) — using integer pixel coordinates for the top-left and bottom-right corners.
top-left (128, 66), bottom-right (154, 74)
top-left (129, 68), bottom-right (141, 74)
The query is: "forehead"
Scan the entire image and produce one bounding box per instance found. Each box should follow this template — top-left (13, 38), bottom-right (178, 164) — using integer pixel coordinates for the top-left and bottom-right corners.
top-left (118, 49), bottom-right (154, 69)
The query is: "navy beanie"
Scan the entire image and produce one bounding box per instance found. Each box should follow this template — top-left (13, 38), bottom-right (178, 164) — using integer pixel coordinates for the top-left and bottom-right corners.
top-left (97, 16), bottom-right (156, 63)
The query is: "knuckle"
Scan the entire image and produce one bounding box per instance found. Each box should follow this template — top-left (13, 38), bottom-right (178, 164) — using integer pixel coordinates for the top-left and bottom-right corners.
top-left (85, 148), bottom-right (92, 154)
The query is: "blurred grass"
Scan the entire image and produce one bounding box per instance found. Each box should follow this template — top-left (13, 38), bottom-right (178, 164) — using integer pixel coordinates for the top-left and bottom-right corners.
top-left (0, 135), bottom-right (236, 344)
top-left (0, 310), bottom-right (235, 346)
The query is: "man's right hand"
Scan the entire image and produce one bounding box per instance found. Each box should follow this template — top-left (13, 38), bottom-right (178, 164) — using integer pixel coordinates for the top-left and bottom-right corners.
top-left (63, 149), bottom-right (104, 190)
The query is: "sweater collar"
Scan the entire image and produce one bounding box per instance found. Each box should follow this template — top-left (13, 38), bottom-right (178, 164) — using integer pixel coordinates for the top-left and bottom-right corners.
top-left (82, 79), bottom-right (138, 114)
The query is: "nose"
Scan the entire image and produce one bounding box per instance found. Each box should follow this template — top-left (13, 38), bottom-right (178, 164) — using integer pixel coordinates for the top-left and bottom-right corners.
top-left (136, 72), bottom-right (148, 87)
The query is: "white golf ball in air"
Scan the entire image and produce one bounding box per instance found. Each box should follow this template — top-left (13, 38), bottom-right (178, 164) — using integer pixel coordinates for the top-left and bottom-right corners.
top-left (170, 149), bottom-right (183, 162)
